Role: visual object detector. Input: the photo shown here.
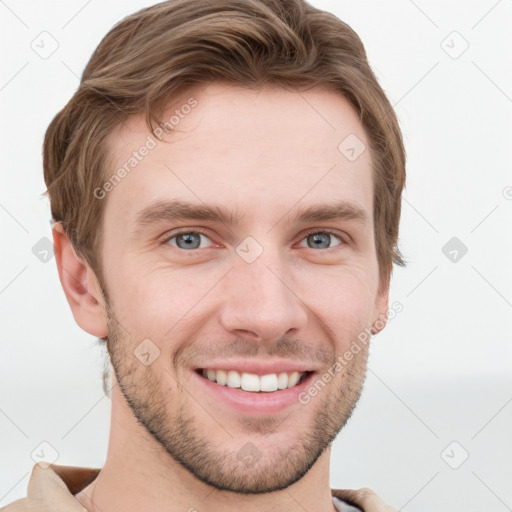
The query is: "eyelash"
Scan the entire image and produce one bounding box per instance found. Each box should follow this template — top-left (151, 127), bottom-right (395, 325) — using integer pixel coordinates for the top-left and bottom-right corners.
top-left (161, 228), bottom-right (347, 251)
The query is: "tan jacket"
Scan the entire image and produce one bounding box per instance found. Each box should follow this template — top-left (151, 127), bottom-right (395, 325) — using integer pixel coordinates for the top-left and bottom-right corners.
top-left (0, 463), bottom-right (396, 511)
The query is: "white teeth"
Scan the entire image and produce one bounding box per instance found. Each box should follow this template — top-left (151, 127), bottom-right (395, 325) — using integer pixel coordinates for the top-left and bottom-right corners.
top-left (241, 373), bottom-right (260, 392)
top-left (226, 370), bottom-right (241, 388)
top-left (277, 372), bottom-right (288, 389)
top-left (216, 369), bottom-right (227, 385)
top-left (260, 373), bottom-right (278, 392)
top-left (288, 371), bottom-right (300, 387)
top-left (201, 369), bottom-right (306, 392)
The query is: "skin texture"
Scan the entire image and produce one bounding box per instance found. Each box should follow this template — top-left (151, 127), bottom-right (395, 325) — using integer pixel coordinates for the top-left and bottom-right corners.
top-left (53, 83), bottom-right (390, 512)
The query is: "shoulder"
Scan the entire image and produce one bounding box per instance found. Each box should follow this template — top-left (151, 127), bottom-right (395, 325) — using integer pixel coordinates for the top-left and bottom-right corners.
top-left (0, 463), bottom-right (95, 512)
top-left (0, 498), bottom-right (35, 512)
top-left (332, 487), bottom-right (399, 512)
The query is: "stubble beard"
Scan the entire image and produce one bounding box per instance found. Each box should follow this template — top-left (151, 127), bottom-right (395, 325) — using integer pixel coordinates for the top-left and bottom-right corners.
top-left (104, 300), bottom-right (369, 494)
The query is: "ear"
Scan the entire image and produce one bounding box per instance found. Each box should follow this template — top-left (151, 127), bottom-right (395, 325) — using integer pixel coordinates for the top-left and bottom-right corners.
top-left (371, 274), bottom-right (390, 335)
top-left (52, 222), bottom-right (108, 338)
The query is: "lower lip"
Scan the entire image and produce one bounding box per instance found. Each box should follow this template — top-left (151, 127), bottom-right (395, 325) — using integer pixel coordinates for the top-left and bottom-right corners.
top-left (191, 370), bottom-right (315, 415)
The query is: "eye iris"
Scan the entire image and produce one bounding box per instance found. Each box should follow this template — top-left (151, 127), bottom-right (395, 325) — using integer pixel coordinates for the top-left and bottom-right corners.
top-left (308, 232), bottom-right (330, 249)
top-left (176, 233), bottom-right (201, 249)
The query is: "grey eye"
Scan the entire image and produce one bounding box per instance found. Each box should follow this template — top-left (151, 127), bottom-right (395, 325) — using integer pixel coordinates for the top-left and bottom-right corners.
top-left (303, 232), bottom-right (342, 249)
top-left (170, 232), bottom-right (209, 250)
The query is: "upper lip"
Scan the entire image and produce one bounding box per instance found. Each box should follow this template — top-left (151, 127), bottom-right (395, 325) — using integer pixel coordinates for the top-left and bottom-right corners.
top-left (195, 359), bottom-right (320, 376)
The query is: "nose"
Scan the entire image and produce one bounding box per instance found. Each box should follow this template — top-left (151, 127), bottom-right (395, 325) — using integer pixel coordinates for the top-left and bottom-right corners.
top-left (218, 249), bottom-right (308, 343)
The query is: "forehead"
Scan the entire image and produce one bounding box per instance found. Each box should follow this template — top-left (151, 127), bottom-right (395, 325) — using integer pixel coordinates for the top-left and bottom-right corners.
top-left (102, 83), bottom-right (374, 227)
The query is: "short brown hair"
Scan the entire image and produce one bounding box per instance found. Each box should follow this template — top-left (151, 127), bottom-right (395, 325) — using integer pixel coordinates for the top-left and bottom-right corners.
top-left (43, 0), bottom-right (406, 291)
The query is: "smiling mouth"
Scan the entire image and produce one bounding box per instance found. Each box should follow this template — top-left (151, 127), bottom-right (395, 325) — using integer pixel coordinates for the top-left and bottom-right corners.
top-left (196, 368), bottom-right (312, 393)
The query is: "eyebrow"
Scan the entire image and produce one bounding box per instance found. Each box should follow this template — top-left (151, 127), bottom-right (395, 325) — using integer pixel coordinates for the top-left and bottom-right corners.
top-left (133, 200), bottom-right (246, 228)
top-left (289, 202), bottom-right (368, 225)
top-left (132, 199), bottom-right (369, 232)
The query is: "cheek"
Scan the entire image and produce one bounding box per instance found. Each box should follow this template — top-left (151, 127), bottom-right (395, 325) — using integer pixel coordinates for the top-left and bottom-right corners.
top-left (295, 264), bottom-right (378, 344)
top-left (108, 258), bottom-right (226, 338)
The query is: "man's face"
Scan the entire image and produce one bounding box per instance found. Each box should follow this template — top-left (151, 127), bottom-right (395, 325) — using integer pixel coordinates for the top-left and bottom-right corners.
top-left (98, 83), bottom-right (388, 493)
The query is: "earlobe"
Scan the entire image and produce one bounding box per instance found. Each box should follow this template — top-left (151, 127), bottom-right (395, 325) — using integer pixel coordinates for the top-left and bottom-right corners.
top-left (52, 222), bottom-right (108, 338)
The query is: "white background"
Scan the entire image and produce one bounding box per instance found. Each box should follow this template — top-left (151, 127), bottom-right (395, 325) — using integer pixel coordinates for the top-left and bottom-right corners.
top-left (1, 1), bottom-right (511, 510)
